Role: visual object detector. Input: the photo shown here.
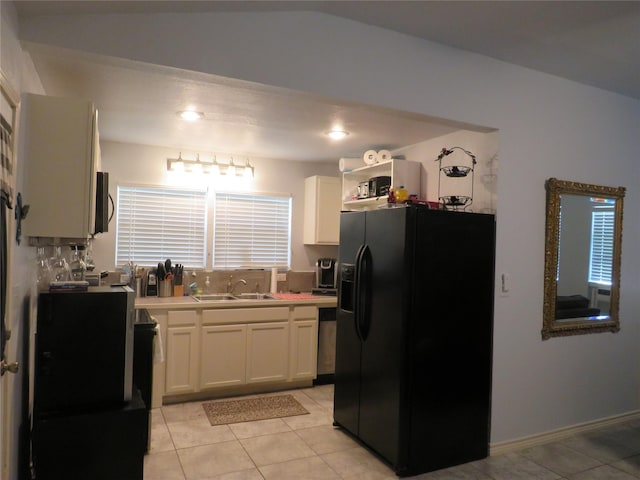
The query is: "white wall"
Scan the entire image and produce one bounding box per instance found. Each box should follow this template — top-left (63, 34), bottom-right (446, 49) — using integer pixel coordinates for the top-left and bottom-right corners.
top-left (92, 141), bottom-right (340, 272)
top-left (395, 130), bottom-right (499, 213)
top-left (16, 9), bottom-right (640, 445)
top-left (1, 3), bottom-right (46, 479)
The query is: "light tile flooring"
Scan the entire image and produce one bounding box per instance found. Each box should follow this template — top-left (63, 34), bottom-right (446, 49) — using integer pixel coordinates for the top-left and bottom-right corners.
top-left (144, 385), bottom-right (640, 479)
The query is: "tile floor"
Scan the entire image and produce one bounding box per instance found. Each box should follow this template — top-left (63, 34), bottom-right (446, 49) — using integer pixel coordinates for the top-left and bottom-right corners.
top-left (144, 385), bottom-right (640, 479)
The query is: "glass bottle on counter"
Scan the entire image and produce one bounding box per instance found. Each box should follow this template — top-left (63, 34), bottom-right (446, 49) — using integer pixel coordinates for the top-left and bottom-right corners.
top-left (84, 238), bottom-right (96, 272)
top-left (69, 245), bottom-right (86, 281)
top-left (49, 246), bottom-right (70, 282)
top-left (36, 247), bottom-right (52, 290)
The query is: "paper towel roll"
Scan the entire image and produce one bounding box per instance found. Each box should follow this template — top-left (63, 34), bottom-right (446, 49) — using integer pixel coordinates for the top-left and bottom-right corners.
top-left (339, 157), bottom-right (363, 172)
top-left (377, 149), bottom-right (392, 162)
top-left (270, 267), bottom-right (278, 294)
top-left (363, 150), bottom-right (378, 165)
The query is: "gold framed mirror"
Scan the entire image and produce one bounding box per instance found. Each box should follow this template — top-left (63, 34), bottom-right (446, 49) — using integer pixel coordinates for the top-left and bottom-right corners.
top-left (542, 178), bottom-right (625, 339)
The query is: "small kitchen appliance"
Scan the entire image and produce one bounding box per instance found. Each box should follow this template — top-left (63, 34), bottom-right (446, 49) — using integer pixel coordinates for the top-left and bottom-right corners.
top-left (368, 175), bottom-right (391, 197)
top-left (316, 258), bottom-right (337, 289)
top-left (357, 181), bottom-right (370, 199)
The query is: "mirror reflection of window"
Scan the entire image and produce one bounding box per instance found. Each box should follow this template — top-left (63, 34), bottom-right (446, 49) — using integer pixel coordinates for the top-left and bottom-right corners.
top-left (556, 194), bottom-right (613, 320)
top-left (588, 197), bottom-right (615, 314)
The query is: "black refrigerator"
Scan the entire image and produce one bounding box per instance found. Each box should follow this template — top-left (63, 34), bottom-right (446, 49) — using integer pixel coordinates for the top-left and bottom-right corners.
top-left (334, 205), bottom-right (495, 476)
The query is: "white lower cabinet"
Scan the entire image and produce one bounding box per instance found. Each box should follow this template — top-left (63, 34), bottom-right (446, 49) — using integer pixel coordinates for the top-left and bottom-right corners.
top-left (165, 310), bottom-right (199, 394)
top-left (290, 320), bottom-right (317, 380)
top-left (246, 322), bottom-right (289, 383)
top-left (290, 306), bottom-right (319, 380)
top-left (200, 324), bottom-right (247, 389)
top-left (160, 304), bottom-right (320, 398)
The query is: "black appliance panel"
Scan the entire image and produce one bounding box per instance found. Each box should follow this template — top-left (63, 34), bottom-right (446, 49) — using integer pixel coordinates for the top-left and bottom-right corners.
top-left (334, 211), bottom-right (365, 435)
top-left (356, 207), bottom-right (412, 466)
top-left (94, 171), bottom-right (109, 234)
top-left (34, 286), bottom-right (134, 415)
top-left (407, 209), bottom-right (495, 472)
top-left (32, 389), bottom-right (146, 480)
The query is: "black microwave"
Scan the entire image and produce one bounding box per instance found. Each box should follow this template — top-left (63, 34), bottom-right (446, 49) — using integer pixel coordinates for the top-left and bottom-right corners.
top-left (369, 175), bottom-right (391, 197)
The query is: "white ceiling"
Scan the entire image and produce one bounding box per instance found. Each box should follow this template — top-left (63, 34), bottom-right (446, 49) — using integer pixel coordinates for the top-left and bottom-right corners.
top-left (13, 1), bottom-right (640, 162)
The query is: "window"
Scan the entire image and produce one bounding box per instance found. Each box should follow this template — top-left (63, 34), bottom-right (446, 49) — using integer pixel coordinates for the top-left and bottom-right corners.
top-left (588, 208), bottom-right (614, 285)
top-left (116, 186), bottom-right (207, 268)
top-left (213, 192), bottom-right (291, 269)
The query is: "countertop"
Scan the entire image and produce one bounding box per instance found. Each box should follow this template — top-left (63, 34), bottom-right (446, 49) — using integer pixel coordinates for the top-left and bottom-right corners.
top-left (135, 293), bottom-right (337, 310)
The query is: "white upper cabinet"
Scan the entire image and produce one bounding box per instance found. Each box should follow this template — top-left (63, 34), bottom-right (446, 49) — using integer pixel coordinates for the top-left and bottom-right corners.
top-left (20, 93), bottom-right (100, 243)
top-left (303, 175), bottom-right (341, 245)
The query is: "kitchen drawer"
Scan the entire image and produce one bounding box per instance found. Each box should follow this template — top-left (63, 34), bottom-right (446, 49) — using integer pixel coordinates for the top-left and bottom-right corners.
top-left (167, 310), bottom-right (198, 327)
top-left (292, 305), bottom-right (318, 321)
top-left (202, 307), bottom-right (289, 325)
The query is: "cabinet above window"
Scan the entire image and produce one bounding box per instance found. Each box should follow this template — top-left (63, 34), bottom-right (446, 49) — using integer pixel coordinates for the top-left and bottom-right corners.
top-left (303, 176), bottom-right (341, 245)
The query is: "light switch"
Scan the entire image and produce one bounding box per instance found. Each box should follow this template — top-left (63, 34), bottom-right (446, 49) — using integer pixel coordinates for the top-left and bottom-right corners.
top-left (501, 273), bottom-right (511, 293)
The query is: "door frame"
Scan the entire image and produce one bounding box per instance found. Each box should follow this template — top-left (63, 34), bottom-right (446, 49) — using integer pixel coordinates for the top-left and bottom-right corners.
top-left (1, 70), bottom-right (20, 480)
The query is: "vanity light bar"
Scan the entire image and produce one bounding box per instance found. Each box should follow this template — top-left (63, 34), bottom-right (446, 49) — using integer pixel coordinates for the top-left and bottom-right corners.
top-left (166, 154), bottom-right (254, 178)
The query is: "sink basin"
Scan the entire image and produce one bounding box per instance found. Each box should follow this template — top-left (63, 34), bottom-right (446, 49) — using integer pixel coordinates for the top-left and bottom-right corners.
top-left (234, 293), bottom-right (276, 300)
top-left (193, 294), bottom-right (237, 302)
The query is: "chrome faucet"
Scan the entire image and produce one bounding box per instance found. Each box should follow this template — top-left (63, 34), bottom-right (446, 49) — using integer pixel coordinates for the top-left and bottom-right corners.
top-left (226, 275), bottom-right (247, 294)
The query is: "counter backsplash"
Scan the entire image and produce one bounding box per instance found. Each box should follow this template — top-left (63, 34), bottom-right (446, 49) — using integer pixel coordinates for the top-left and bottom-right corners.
top-left (103, 269), bottom-right (315, 296)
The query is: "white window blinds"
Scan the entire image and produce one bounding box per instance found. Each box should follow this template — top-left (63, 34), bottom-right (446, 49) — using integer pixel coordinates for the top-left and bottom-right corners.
top-left (214, 192), bottom-right (291, 269)
top-left (588, 210), bottom-right (614, 285)
top-left (116, 186), bottom-right (207, 268)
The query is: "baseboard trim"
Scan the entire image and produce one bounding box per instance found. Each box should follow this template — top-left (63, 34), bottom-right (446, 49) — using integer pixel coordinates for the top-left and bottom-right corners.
top-left (490, 410), bottom-right (640, 456)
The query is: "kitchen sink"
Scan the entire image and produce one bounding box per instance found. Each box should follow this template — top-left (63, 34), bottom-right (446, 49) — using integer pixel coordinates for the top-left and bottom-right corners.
top-left (234, 293), bottom-right (276, 300)
top-left (192, 294), bottom-right (237, 302)
top-left (192, 293), bottom-right (276, 302)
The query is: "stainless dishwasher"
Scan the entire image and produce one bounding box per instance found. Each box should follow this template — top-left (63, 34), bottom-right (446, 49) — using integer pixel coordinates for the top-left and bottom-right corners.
top-left (315, 307), bottom-right (336, 384)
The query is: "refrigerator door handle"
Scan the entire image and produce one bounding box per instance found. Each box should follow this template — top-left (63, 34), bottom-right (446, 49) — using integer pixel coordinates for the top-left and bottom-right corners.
top-left (354, 244), bottom-right (365, 340)
top-left (355, 244), bottom-right (372, 341)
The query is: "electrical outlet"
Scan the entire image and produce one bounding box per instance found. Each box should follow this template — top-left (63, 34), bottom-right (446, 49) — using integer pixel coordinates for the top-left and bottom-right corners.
top-left (276, 273), bottom-right (287, 281)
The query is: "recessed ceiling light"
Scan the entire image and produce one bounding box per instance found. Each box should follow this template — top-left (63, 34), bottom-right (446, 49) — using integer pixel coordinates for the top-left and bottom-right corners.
top-left (326, 129), bottom-right (349, 140)
top-left (178, 110), bottom-right (204, 121)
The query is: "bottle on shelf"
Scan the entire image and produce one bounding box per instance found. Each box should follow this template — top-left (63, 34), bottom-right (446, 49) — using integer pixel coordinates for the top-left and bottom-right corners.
top-left (69, 245), bottom-right (87, 281)
top-left (84, 238), bottom-right (96, 272)
top-left (49, 246), bottom-right (70, 282)
top-left (36, 247), bottom-right (52, 290)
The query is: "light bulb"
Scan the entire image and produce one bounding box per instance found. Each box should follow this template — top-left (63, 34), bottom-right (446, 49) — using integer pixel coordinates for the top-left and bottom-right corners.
top-left (326, 129), bottom-right (349, 140)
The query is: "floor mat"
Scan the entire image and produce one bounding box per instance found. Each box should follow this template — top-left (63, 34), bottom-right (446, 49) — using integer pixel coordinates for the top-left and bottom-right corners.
top-left (202, 394), bottom-right (309, 426)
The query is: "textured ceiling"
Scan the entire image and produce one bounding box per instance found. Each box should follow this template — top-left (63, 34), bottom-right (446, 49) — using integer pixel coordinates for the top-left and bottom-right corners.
top-left (13, 1), bottom-right (639, 162)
